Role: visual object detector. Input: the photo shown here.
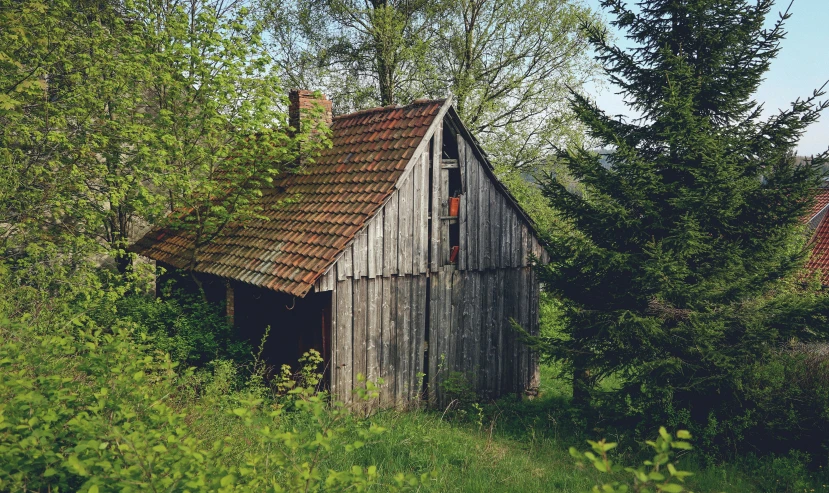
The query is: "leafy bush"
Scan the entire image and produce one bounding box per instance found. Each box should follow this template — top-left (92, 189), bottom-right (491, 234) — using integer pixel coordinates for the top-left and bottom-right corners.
top-left (0, 317), bottom-right (411, 492)
top-left (570, 427), bottom-right (695, 493)
top-left (95, 284), bottom-right (251, 368)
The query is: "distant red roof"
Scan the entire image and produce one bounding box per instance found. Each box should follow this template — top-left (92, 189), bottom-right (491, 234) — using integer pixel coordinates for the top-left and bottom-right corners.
top-left (807, 189), bottom-right (829, 222)
top-left (131, 99), bottom-right (449, 297)
top-left (806, 189), bottom-right (829, 285)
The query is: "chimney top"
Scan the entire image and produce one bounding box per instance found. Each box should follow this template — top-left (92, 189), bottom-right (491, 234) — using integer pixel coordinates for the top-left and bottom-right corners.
top-left (289, 89), bottom-right (333, 134)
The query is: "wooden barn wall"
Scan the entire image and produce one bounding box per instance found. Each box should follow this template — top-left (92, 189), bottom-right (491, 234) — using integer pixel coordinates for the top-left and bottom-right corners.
top-left (427, 266), bottom-right (541, 407)
top-left (314, 115), bottom-right (546, 408)
top-left (454, 134), bottom-right (549, 272)
top-left (329, 274), bottom-right (428, 407)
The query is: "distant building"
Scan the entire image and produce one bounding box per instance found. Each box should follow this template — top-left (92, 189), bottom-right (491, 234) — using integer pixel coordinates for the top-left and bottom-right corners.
top-left (806, 188), bottom-right (829, 286)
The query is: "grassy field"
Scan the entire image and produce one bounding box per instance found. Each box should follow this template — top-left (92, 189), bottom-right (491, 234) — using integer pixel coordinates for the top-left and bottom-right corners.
top-left (218, 363), bottom-right (797, 493)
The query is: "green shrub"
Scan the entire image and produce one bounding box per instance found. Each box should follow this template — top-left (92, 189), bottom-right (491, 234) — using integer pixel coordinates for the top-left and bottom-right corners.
top-left (570, 427), bottom-right (696, 493)
top-left (0, 318), bottom-right (412, 492)
top-left (100, 286), bottom-right (251, 368)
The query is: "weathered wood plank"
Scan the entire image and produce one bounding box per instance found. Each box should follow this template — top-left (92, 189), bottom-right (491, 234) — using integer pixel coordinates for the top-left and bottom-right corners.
top-left (485, 271), bottom-right (497, 397)
top-left (458, 188), bottom-right (468, 271)
top-left (367, 277), bottom-right (381, 386)
top-left (440, 169), bottom-right (450, 266)
top-left (383, 194), bottom-right (398, 277)
top-left (380, 276), bottom-right (396, 406)
top-left (490, 184), bottom-right (501, 268)
top-left (367, 215), bottom-right (377, 279)
top-left (479, 159), bottom-right (490, 270)
top-left (352, 230), bottom-right (366, 278)
top-left (520, 224), bottom-right (530, 268)
top-left (396, 278), bottom-right (411, 406)
top-left (398, 171), bottom-right (414, 275)
top-left (430, 124), bottom-right (443, 272)
top-left (426, 271), bottom-right (443, 404)
top-left (352, 278), bottom-right (367, 411)
top-left (529, 269), bottom-right (541, 392)
top-left (466, 143), bottom-right (478, 271)
top-left (412, 154), bottom-right (426, 273)
top-left (501, 198), bottom-right (511, 270)
top-left (335, 279), bottom-right (353, 404)
top-left (495, 269), bottom-right (505, 396)
top-left (412, 276), bottom-right (427, 402)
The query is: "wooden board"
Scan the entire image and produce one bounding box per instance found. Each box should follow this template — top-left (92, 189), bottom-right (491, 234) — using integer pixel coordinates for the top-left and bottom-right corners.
top-left (380, 276), bottom-right (396, 406)
top-left (352, 277), bottom-right (367, 395)
top-left (466, 142), bottom-right (479, 270)
top-left (398, 171), bottom-right (414, 275)
top-left (335, 279), bottom-right (353, 404)
top-left (413, 153), bottom-right (429, 274)
top-left (383, 194), bottom-right (398, 277)
top-left (479, 159), bottom-right (490, 270)
top-left (430, 124), bottom-right (442, 272)
top-left (367, 277), bottom-right (381, 386)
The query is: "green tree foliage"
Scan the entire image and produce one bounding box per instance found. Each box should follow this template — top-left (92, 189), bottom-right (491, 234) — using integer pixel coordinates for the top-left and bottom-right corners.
top-left (261, 0), bottom-right (597, 168)
top-left (537, 0), bottom-right (829, 451)
top-left (0, 0), bottom-right (322, 276)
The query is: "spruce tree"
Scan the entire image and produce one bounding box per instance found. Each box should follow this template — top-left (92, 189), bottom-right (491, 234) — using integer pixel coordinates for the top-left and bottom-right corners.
top-left (539, 0), bottom-right (829, 441)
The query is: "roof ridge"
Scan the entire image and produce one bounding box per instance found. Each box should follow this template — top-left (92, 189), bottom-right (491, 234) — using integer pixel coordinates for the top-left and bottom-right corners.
top-left (332, 98), bottom-right (446, 121)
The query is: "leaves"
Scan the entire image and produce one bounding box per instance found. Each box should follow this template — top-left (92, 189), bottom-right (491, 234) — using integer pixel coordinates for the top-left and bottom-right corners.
top-left (573, 428), bottom-right (695, 493)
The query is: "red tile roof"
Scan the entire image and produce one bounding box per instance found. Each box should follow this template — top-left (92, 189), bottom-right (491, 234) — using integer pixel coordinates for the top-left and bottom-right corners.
top-left (807, 214), bottom-right (829, 285)
top-left (131, 99), bottom-right (448, 297)
top-left (807, 189), bottom-right (829, 222)
top-left (806, 189), bottom-right (829, 285)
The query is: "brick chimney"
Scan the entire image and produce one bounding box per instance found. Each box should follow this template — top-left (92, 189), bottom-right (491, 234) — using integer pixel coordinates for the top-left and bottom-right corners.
top-left (288, 89), bottom-right (333, 135)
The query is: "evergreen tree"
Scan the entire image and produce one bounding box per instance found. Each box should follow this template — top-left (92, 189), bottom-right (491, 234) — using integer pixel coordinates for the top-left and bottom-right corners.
top-left (539, 0), bottom-right (829, 443)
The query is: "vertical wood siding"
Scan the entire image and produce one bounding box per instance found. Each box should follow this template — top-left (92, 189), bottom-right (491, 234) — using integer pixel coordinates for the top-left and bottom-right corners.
top-left (320, 115), bottom-right (546, 409)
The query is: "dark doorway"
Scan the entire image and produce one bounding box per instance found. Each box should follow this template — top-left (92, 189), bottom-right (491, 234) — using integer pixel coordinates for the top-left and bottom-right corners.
top-left (233, 283), bottom-right (331, 379)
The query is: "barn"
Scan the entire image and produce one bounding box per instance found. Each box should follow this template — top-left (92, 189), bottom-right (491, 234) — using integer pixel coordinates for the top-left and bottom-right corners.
top-left (132, 90), bottom-right (548, 407)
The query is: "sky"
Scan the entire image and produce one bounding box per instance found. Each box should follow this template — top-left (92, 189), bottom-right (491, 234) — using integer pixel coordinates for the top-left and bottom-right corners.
top-left (582, 0), bottom-right (829, 156)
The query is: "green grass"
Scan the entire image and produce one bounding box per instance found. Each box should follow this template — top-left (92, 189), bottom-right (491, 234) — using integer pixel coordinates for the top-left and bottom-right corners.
top-left (307, 365), bottom-right (769, 492)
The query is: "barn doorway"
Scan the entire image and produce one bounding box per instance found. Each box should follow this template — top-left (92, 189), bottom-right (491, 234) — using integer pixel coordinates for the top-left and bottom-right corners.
top-left (232, 283), bottom-right (331, 380)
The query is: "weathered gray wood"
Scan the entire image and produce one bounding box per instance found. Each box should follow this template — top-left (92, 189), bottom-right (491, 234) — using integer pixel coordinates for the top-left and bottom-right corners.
top-left (398, 171), bottom-right (414, 275)
top-left (321, 268), bottom-right (335, 291)
top-left (352, 231), bottom-right (366, 279)
top-left (352, 277), bottom-right (367, 398)
top-left (335, 279), bottom-right (353, 404)
top-left (426, 272), bottom-right (443, 404)
top-left (518, 268), bottom-right (529, 393)
top-left (383, 194), bottom-right (398, 277)
top-left (495, 269), bottom-right (505, 394)
top-left (479, 159), bottom-right (490, 270)
top-left (440, 169), bottom-right (450, 266)
top-left (458, 188), bottom-right (468, 271)
top-left (466, 143), bottom-right (479, 271)
top-left (490, 184), bottom-right (501, 268)
top-left (520, 224), bottom-right (530, 268)
top-left (373, 209), bottom-right (384, 277)
top-left (413, 276), bottom-right (427, 402)
top-left (511, 210), bottom-right (521, 268)
top-left (430, 122), bottom-right (443, 272)
top-left (396, 278), bottom-right (411, 406)
top-left (412, 154), bottom-right (426, 273)
top-left (486, 271), bottom-right (497, 396)
top-left (504, 269), bottom-right (516, 394)
top-left (367, 215), bottom-right (377, 279)
top-left (367, 277), bottom-right (381, 387)
top-left (380, 276), bottom-right (396, 406)
top-left (501, 198), bottom-right (511, 270)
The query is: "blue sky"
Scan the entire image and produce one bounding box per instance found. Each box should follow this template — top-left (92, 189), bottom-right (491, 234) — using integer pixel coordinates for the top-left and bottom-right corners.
top-left (582, 0), bottom-right (829, 156)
